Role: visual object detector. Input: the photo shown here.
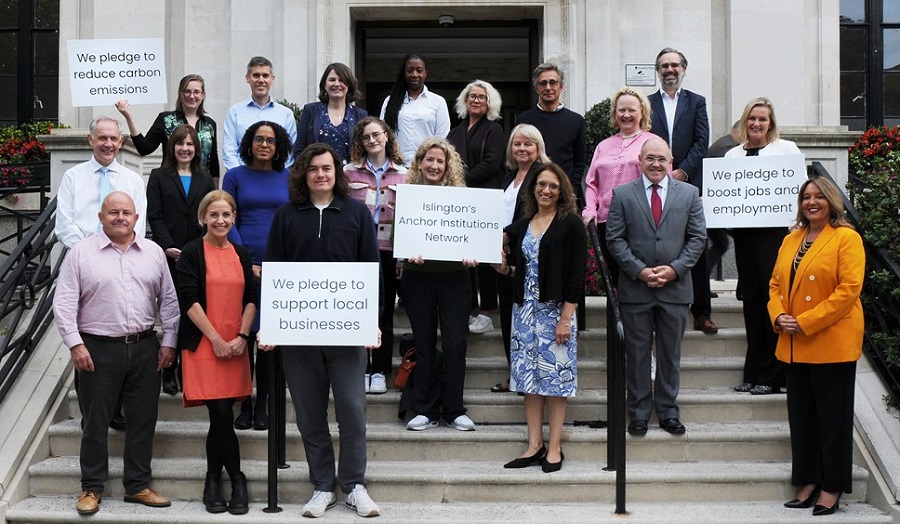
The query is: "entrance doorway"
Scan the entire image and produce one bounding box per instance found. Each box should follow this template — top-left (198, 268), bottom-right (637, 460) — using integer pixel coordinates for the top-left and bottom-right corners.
top-left (354, 8), bottom-right (541, 135)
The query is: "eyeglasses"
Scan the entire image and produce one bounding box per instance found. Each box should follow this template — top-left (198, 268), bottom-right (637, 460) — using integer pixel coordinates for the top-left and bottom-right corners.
top-left (657, 62), bottom-right (683, 71)
top-left (536, 181), bottom-right (560, 191)
top-left (467, 94), bottom-right (487, 102)
top-left (182, 89), bottom-right (204, 98)
top-left (642, 155), bottom-right (670, 164)
top-left (253, 136), bottom-right (277, 146)
top-left (362, 131), bottom-right (384, 143)
top-left (538, 79), bottom-right (560, 88)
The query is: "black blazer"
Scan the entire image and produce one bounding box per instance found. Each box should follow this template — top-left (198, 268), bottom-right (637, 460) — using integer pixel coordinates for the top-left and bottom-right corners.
top-left (447, 117), bottom-right (505, 189)
top-left (505, 212), bottom-right (586, 305)
top-left (502, 162), bottom-right (545, 224)
top-left (175, 239), bottom-right (257, 351)
top-left (147, 167), bottom-right (216, 252)
top-left (648, 89), bottom-right (710, 189)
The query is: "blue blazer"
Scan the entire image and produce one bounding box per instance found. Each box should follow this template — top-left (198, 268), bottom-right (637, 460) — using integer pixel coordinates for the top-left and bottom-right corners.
top-left (293, 101), bottom-right (368, 163)
top-left (649, 89), bottom-right (709, 189)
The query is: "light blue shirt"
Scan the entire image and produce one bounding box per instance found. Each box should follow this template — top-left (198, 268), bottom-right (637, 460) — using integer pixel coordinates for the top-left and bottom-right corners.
top-left (222, 97), bottom-right (298, 170)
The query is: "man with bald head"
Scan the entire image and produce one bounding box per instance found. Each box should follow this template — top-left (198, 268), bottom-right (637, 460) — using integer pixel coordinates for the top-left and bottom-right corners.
top-left (606, 138), bottom-right (706, 437)
top-left (54, 192), bottom-right (179, 515)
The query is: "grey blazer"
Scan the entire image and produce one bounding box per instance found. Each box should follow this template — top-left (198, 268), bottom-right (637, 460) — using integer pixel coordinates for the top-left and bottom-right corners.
top-left (605, 175), bottom-right (706, 305)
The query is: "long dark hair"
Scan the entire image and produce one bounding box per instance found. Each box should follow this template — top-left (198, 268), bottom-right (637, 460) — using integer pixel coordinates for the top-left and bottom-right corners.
top-left (161, 124), bottom-right (202, 174)
top-left (350, 117), bottom-right (403, 165)
top-left (238, 121), bottom-right (291, 172)
top-left (520, 163), bottom-right (577, 219)
top-left (383, 53), bottom-right (427, 131)
top-left (289, 143), bottom-right (350, 205)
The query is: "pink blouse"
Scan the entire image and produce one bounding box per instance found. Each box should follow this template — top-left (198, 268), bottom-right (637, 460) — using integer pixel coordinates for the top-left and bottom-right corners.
top-left (582, 131), bottom-right (660, 223)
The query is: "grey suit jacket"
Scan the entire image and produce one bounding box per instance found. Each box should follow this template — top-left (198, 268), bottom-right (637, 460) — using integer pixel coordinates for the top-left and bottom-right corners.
top-left (606, 175), bottom-right (706, 305)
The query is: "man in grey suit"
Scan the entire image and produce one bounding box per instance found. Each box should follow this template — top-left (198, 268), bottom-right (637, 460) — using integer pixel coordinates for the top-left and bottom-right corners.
top-left (606, 138), bottom-right (706, 436)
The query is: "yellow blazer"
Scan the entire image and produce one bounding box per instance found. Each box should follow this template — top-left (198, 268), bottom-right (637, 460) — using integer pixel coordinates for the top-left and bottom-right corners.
top-left (768, 223), bottom-right (865, 364)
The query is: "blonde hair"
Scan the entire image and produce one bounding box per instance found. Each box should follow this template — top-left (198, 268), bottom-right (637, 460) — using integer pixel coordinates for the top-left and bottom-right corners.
top-left (197, 190), bottom-right (236, 225)
top-left (609, 86), bottom-right (652, 132)
top-left (407, 137), bottom-right (466, 187)
top-left (737, 97), bottom-right (780, 144)
top-left (505, 124), bottom-right (552, 170)
top-left (454, 80), bottom-right (502, 122)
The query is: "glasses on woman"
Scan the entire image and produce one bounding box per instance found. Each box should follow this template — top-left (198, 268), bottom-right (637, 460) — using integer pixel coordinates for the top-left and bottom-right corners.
top-left (182, 89), bottom-right (204, 98)
top-left (536, 181), bottom-right (560, 191)
top-left (253, 136), bottom-right (277, 146)
top-left (362, 131), bottom-right (384, 143)
top-left (467, 93), bottom-right (487, 102)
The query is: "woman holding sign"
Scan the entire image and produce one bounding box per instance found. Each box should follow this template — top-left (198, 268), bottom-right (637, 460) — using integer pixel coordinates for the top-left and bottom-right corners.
top-left (495, 162), bottom-right (586, 472)
top-left (403, 137), bottom-right (479, 432)
top-left (769, 176), bottom-right (864, 516)
top-left (176, 190), bottom-right (256, 514)
top-left (726, 97), bottom-right (801, 396)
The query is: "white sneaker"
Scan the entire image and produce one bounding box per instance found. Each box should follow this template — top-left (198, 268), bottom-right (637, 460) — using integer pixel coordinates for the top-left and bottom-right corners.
top-left (302, 490), bottom-right (336, 518)
top-left (364, 374), bottom-right (370, 394)
top-left (450, 414), bottom-right (475, 431)
top-left (469, 314), bottom-right (494, 334)
top-left (369, 373), bottom-right (387, 394)
top-left (407, 414), bottom-right (438, 431)
top-left (346, 484), bottom-right (380, 517)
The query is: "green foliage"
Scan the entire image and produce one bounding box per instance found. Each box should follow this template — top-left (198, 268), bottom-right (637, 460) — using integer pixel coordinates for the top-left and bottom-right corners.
top-left (583, 98), bottom-right (613, 161)
top-left (276, 99), bottom-right (303, 127)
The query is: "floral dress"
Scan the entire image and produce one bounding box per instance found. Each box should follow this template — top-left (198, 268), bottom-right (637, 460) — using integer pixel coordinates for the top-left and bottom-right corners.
top-left (509, 225), bottom-right (578, 397)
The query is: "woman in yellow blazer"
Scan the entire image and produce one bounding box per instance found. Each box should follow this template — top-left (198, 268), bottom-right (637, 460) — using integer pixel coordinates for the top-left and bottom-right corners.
top-left (768, 175), bottom-right (865, 517)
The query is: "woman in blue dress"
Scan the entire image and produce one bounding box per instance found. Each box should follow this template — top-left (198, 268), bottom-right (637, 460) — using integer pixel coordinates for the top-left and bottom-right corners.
top-left (494, 163), bottom-right (586, 473)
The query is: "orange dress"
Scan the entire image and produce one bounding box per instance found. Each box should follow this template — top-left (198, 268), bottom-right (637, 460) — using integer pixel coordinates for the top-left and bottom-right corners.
top-left (181, 242), bottom-right (252, 407)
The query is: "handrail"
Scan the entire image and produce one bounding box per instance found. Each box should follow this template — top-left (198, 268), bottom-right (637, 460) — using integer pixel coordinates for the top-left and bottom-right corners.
top-left (586, 221), bottom-right (627, 514)
top-left (0, 197), bottom-right (63, 403)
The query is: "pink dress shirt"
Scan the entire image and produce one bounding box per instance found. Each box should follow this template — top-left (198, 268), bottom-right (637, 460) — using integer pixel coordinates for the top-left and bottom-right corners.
top-left (583, 131), bottom-right (660, 223)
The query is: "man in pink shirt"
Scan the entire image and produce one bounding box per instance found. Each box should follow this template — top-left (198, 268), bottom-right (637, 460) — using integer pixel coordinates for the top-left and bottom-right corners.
top-left (54, 191), bottom-right (179, 516)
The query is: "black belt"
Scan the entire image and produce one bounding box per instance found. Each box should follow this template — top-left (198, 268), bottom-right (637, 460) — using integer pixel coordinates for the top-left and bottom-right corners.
top-left (81, 329), bottom-right (156, 344)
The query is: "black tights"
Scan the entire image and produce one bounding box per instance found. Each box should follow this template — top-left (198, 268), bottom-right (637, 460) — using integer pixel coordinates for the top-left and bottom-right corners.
top-left (206, 398), bottom-right (241, 476)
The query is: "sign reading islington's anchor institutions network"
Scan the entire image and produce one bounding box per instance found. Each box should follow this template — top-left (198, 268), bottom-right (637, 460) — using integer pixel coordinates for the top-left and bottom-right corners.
top-left (393, 185), bottom-right (504, 264)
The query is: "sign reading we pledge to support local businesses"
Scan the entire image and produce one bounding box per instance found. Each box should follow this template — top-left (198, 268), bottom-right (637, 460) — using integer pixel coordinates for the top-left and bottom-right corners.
top-left (702, 154), bottom-right (806, 229)
top-left (67, 38), bottom-right (167, 107)
top-left (393, 184), bottom-right (504, 264)
top-left (259, 262), bottom-right (379, 347)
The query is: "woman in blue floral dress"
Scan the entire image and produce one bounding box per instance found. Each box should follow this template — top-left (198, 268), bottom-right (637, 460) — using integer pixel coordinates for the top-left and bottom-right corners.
top-left (495, 163), bottom-right (586, 473)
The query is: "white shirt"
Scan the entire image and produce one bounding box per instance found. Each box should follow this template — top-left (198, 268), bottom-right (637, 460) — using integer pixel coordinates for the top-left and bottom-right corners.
top-left (380, 85), bottom-right (451, 166)
top-left (659, 88), bottom-right (681, 150)
top-left (55, 156), bottom-right (147, 248)
top-left (642, 173), bottom-right (669, 209)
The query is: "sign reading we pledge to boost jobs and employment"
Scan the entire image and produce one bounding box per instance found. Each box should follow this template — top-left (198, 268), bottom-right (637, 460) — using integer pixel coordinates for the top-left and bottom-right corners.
top-left (702, 154), bottom-right (807, 229)
top-left (259, 262), bottom-right (379, 347)
top-left (393, 184), bottom-right (504, 264)
top-left (67, 38), bottom-right (167, 107)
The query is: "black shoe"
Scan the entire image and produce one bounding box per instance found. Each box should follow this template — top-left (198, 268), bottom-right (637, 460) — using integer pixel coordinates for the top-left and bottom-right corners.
top-left (203, 472), bottom-right (227, 513)
top-left (541, 451), bottom-right (564, 473)
top-left (503, 446), bottom-right (546, 469)
top-left (162, 366), bottom-right (178, 396)
top-left (785, 485), bottom-right (821, 509)
top-left (228, 472), bottom-right (249, 515)
top-left (750, 385), bottom-right (783, 395)
top-left (109, 413), bottom-right (127, 431)
top-left (627, 419), bottom-right (648, 436)
top-left (234, 409), bottom-right (252, 430)
top-left (659, 417), bottom-right (686, 435)
top-left (812, 493), bottom-right (841, 516)
top-left (253, 411), bottom-right (269, 431)
top-left (733, 382), bottom-right (754, 393)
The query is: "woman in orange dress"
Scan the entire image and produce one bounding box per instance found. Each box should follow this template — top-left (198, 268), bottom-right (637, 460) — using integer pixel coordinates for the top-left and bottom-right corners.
top-left (176, 190), bottom-right (257, 515)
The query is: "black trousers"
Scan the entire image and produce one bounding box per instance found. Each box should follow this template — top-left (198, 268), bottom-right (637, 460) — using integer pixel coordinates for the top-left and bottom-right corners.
top-left (76, 334), bottom-right (160, 494)
top-left (785, 361), bottom-right (857, 494)
top-left (368, 250), bottom-right (397, 376)
top-left (689, 249), bottom-right (712, 319)
top-left (470, 263), bottom-right (498, 311)
top-left (498, 272), bottom-right (514, 363)
top-left (733, 227), bottom-right (785, 387)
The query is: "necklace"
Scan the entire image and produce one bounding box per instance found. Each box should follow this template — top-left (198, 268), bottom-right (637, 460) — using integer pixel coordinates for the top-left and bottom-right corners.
top-left (792, 233), bottom-right (813, 272)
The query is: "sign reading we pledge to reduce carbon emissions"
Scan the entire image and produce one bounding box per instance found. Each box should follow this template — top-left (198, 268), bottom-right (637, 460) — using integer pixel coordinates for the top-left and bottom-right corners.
top-left (67, 38), bottom-right (167, 107)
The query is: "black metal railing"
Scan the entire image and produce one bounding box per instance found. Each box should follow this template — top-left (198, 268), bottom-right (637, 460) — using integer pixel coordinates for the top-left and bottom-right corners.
top-left (0, 196), bottom-right (63, 404)
top-left (0, 161), bottom-right (52, 256)
top-left (586, 222), bottom-right (627, 514)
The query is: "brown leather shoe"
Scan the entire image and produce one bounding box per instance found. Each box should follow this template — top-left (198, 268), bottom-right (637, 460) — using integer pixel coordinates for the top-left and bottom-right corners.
top-left (124, 488), bottom-right (171, 507)
top-left (694, 316), bottom-right (719, 334)
top-left (76, 491), bottom-right (101, 515)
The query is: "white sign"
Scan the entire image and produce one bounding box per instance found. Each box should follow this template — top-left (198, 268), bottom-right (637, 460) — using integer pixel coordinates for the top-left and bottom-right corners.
top-left (67, 38), bottom-right (167, 107)
top-left (626, 64), bottom-right (656, 87)
top-left (259, 262), bottom-right (379, 347)
top-left (393, 185), bottom-right (504, 263)
top-left (702, 154), bottom-right (807, 228)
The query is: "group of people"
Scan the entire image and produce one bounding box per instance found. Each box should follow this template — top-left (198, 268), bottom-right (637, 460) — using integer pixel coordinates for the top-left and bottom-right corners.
top-left (51, 46), bottom-right (864, 519)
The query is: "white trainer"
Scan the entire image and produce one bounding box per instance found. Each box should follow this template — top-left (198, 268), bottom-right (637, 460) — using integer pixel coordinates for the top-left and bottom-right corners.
top-left (468, 314), bottom-right (494, 334)
top-left (450, 414), bottom-right (475, 431)
top-left (407, 414), bottom-right (438, 431)
top-left (346, 484), bottom-right (380, 517)
top-left (302, 490), bottom-right (336, 518)
top-left (369, 373), bottom-right (387, 394)
top-left (364, 374), bottom-right (370, 394)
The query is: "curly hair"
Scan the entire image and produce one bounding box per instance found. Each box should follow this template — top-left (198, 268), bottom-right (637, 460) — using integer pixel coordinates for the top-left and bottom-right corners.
top-left (238, 121), bottom-right (291, 172)
top-left (350, 117), bottom-right (403, 165)
top-left (520, 163), bottom-right (578, 219)
top-left (175, 74), bottom-right (206, 117)
top-left (383, 53), bottom-right (428, 131)
top-left (608, 86), bottom-right (652, 132)
top-left (454, 80), bottom-right (502, 122)
top-left (407, 137), bottom-right (466, 187)
top-left (161, 124), bottom-right (202, 174)
top-left (317, 63), bottom-right (362, 104)
top-left (289, 143), bottom-right (350, 205)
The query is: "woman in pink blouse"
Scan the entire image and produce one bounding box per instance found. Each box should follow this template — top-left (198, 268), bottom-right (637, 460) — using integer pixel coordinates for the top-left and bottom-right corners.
top-left (582, 87), bottom-right (659, 282)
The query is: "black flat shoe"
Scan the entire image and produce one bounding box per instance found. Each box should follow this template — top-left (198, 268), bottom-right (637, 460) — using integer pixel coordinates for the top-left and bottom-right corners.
top-left (812, 493), bottom-right (841, 516)
top-left (659, 417), bottom-right (686, 435)
top-left (253, 412), bottom-right (269, 431)
top-left (733, 382), bottom-right (754, 393)
top-left (109, 413), bottom-right (127, 431)
top-left (503, 446), bottom-right (546, 468)
top-left (750, 385), bottom-right (783, 395)
top-left (784, 486), bottom-right (821, 509)
top-left (541, 451), bottom-right (564, 473)
top-left (234, 409), bottom-right (252, 430)
top-left (627, 419), bottom-right (648, 436)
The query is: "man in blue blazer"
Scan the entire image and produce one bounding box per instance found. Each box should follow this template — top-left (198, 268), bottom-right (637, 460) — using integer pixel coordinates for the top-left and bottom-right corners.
top-left (606, 138), bottom-right (706, 436)
top-left (648, 47), bottom-right (718, 335)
